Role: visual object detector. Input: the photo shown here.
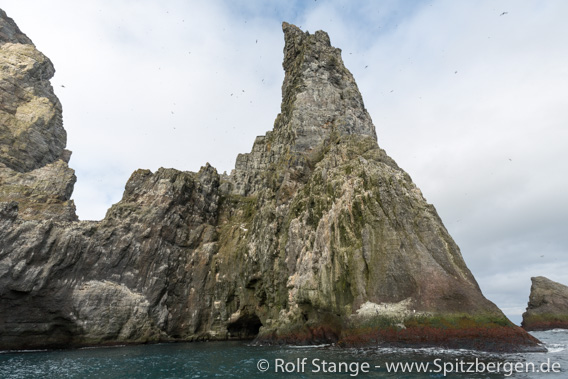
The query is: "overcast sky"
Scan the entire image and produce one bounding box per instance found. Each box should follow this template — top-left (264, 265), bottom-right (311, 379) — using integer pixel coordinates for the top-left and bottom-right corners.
top-left (3, 0), bottom-right (567, 325)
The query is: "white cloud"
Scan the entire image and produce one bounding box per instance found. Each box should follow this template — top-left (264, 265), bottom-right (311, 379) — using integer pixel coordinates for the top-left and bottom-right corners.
top-left (2, 0), bottom-right (567, 324)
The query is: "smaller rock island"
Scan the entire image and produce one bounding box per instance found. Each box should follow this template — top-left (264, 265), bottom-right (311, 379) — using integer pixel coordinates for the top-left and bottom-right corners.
top-left (522, 276), bottom-right (568, 331)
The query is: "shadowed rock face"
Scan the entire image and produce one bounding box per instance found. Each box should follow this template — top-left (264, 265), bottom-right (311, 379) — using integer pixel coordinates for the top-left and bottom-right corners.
top-left (522, 276), bottom-right (568, 331)
top-left (0, 10), bottom-right (542, 352)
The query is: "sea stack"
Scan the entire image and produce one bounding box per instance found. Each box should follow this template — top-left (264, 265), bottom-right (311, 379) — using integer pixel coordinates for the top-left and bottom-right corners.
top-left (522, 276), bottom-right (568, 331)
top-left (0, 10), bottom-right (542, 352)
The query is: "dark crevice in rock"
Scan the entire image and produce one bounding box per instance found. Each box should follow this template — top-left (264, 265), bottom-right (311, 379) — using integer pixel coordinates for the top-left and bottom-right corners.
top-left (227, 314), bottom-right (262, 340)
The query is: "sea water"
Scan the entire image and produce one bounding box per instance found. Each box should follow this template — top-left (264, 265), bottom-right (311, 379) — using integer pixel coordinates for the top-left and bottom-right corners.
top-left (0, 330), bottom-right (566, 378)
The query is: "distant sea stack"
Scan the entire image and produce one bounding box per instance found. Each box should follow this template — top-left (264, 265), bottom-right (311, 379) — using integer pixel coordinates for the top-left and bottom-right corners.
top-left (522, 276), bottom-right (568, 331)
top-left (0, 10), bottom-right (542, 352)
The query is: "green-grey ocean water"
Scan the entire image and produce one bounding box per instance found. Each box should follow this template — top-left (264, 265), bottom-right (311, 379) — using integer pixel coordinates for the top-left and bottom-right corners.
top-left (0, 330), bottom-right (566, 378)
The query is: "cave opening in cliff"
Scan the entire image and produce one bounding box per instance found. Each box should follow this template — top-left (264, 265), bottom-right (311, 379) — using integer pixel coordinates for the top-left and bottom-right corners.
top-left (227, 314), bottom-right (262, 339)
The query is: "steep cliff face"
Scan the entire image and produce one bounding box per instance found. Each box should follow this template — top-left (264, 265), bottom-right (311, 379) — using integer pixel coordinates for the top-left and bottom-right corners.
top-left (0, 9), bottom-right (76, 222)
top-left (0, 10), bottom-right (542, 352)
top-left (522, 276), bottom-right (568, 331)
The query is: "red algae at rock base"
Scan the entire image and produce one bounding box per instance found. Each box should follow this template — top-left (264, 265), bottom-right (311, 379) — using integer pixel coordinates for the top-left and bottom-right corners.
top-left (255, 326), bottom-right (544, 353)
top-left (522, 319), bottom-right (568, 332)
top-left (254, 318), bottom-right (546, 353)
top-left (337, 325), bottom-right (545, 353)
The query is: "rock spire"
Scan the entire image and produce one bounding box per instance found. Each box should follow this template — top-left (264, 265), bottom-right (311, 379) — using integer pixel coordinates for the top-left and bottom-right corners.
top-left (232, 23), bottom-right (376, 195)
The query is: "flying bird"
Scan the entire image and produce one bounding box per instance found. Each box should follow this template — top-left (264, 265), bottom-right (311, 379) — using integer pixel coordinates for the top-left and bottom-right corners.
top-left (500, 11), bottom-right (508, 16)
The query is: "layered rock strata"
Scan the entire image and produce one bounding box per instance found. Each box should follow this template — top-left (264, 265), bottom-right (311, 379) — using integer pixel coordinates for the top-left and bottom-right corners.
top-left (0, 10), bottom-right (542, 352)
top-left (522, 276), bottom-right (568, 331)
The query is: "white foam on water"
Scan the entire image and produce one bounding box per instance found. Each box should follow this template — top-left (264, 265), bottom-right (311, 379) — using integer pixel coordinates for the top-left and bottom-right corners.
top-left (547, 329), bottom-right (568, 333)
top-left (345, 345), bottom-right (503, 360)
top-left (79, 344), bottom-right (126, 350)
top-left (545, 344), bottom-right (566, 353)
top-left (287, 344), bottom-right (331, 349)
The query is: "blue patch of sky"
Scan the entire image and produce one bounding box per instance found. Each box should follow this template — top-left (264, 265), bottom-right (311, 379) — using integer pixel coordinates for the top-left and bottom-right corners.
top-left (222, 0), bottom-right (311, 24)
top-left (221, 0), bottom-right (432, 43)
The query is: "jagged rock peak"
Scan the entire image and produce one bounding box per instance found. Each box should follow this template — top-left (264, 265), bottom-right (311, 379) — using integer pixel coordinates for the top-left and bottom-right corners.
top-left (0, 9), bottom-right (32, 45)
top-left (281, 22), bottom-right (333, 95)
top-left (522, 276), bottom-right (568, 331)
top-left (231, 23), bottom-right (378, 195)
top-left (278, 22), bottom-right (377, 151)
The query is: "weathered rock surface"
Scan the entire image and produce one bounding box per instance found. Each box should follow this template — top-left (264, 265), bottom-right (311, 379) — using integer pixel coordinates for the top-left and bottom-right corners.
top-left (0, 9), bottom-right (76, 222)
top-left (522, 276), bottom-right (568, 331)
top-left (0, 11), bottom-right (542, 352)
top-left (0, 9), bottom-right (67, 173)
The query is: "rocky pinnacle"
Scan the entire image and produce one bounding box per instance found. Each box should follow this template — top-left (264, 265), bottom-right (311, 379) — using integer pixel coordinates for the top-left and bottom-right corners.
top-left (232, 23), bottom-right (376, 196)
top-left (0, 11), bottom-right (543, 352)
